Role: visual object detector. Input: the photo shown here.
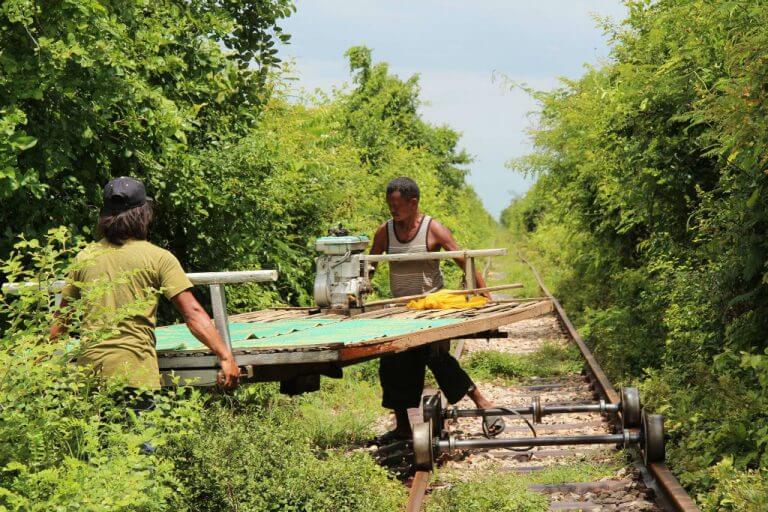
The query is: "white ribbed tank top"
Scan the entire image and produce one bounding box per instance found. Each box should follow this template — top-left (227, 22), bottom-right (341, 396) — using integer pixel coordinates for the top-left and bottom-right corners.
top-left (387, 214), bottom-right (444, 298)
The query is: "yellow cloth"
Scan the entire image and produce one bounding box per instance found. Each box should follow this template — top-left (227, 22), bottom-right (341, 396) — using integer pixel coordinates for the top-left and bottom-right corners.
top-left (406, 289), bottom-right (489, 310)
top-left (62, 239), bottom-right (193, 388)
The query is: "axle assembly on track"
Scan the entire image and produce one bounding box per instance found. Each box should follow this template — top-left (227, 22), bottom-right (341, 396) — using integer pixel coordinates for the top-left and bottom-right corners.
top-left (412, 387), bottom-right (665, 471)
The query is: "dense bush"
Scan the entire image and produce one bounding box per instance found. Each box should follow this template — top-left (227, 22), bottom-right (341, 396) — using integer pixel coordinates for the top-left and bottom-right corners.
top-left (504, 0), bottom-right (768, 506)
top-left (0, 0), bottom-right (293, 255)
top-left (170, 404), bottom-right (404, 512)
top-left (0, 231), bottom-right (202, 510)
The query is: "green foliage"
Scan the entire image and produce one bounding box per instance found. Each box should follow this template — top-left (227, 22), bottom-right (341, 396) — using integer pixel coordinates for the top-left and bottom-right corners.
top-left (0, 0), bottom-right (293, 253)
top-left (294, 377), bottom-right (381, 449)
top-left (426, 475), bottom-right (547, 512)
top-left (698, 458), bottom-right (768, 511)
top-left (169, 404), bottom-right (404, 512)
top-left (343, 45), bottom-right (471, 188)
top-left (344, 358), bottom-right (380, 385)
top-left (506, 0), bottom-right (768, 506)
top-left (464, 342), bottom-right (582, 384)
top-left (0, 231), bottom-right (204, 510)
top-left (483, 227), bottom-right (543, 297)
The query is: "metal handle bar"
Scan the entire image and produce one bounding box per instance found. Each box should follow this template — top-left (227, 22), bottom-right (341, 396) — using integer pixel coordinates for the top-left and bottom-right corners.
top-left (362, 248), bottom-right (507, 263)
top-left (1, 270), bottom-right (277, 295)
top-left (2, 270), bottom-right (278, 351)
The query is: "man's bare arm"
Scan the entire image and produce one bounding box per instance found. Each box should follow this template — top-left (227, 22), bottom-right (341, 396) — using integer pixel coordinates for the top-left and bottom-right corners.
top-left (429, 221), bottom-right (488, 292)
top-left (171, 290), bottom-right (239, 388)
top-left (367, 222), bottom-right (388, 280)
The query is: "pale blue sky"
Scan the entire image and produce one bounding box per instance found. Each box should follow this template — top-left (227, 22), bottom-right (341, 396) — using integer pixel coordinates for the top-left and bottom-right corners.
top-left (281, 1), bottom-right (627, 218)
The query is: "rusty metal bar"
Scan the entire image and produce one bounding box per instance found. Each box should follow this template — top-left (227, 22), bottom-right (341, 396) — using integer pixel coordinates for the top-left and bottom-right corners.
top-left (405, 470), bottom-right (430, 512)
top-left (209, 283), bottom-right (231, 350)
top-left (648, 463), bottom-right (701, 512)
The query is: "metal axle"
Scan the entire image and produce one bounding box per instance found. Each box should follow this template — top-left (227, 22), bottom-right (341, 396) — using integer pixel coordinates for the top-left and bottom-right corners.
top-left (445, 402), bottom-right (619, 419)
top-left (430, 387), bottom-right (641, 430)
top-left (436, 431), bottom-right (639, 453)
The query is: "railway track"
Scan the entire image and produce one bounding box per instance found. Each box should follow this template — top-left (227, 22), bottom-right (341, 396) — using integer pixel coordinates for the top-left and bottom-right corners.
top-left (395, 258), bottom-right (699, 512)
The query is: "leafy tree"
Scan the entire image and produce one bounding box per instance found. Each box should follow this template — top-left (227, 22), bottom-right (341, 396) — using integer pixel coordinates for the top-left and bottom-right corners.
top-left (0, 0), bottom-right (293, 256)
top-left (343, 46), bottom-right (471, 189)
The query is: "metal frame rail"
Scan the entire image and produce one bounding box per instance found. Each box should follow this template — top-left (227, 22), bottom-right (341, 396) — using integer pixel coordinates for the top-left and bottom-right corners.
top-left (520, 255), bottom-right (699, 512)
top-left (363, 248), bottom-right (507, 293)
top-left (1, 270), bottom-right (278, 351)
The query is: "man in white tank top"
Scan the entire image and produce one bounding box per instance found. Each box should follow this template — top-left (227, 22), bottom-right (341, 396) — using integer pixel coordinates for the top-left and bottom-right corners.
top-left (368, 177), bottom-right (505, 442)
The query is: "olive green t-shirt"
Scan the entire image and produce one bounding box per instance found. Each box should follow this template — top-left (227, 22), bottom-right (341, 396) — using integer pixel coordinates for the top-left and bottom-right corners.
top-left (61, 239), bottom-right (192, 388)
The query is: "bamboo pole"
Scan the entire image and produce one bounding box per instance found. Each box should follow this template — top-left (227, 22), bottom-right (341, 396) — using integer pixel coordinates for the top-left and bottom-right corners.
top-left (491, 297), bottom-right (550, 303)
top-left (363, 283), bottom-right (524, 308)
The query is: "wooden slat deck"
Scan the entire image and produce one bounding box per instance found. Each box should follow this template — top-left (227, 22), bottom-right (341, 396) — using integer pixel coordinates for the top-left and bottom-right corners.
top-left (157, 300), bottom-right (553, 385)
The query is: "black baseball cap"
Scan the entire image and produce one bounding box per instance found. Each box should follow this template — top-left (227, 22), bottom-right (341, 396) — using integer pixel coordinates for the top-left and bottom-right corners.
top-left (102, 177), bottom-right (150, 214)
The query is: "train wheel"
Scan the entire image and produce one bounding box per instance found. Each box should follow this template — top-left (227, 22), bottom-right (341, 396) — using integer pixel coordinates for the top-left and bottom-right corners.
top-left (412, 421), bottom-right (435, 471)
top-left (641, 410), bottom-right (665, 464)
top-left (621, 387), bottom-right (641, 429)
top-left (422, 394), bottom-right (443, 437)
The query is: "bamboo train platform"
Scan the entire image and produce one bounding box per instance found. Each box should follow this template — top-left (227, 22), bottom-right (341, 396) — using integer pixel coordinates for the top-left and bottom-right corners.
top-left (156, 299), bottom-right (554, 387)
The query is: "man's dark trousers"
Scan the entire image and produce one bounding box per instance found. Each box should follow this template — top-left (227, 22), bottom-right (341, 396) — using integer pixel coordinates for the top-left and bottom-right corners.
top-left (379, 341), bottom-right (474, 409)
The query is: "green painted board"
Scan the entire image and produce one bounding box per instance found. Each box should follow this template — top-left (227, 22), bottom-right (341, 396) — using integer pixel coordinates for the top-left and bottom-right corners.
top-left (156, 317), bottom-right (461, 352)
top-left (155, 318), bottom-right (340, 351)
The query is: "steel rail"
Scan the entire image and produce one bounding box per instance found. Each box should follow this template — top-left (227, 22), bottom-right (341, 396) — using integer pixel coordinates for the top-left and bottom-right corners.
top-left (405, 471), bottom-right (430, 512)
top-left (520, 254), bottom-right (700, 512)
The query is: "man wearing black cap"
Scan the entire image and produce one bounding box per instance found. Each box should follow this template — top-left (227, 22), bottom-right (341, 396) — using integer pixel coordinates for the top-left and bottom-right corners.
top-left (51, 177), bottom-right (240, 389)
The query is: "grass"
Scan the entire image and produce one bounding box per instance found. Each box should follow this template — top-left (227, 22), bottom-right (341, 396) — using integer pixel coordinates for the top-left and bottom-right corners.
top-left (463, 342), bottom-right (583, 384)
top-left (294, 361), bottom-right (382, 449)
top-left (426, 459), bottom-right (622, 512)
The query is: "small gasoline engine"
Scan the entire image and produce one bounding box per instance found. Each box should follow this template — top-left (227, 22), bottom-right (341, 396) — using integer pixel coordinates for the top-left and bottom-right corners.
top-left (313, 226), bottom-right (372, 310)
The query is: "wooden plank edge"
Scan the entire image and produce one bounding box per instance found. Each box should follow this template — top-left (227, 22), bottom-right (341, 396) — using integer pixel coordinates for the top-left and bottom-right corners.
top-left (339, 300), bottom-right (553, 361)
